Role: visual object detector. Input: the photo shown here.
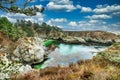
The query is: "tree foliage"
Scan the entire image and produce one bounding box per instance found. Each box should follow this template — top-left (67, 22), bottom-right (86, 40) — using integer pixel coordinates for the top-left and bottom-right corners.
top-left (0, 17), bottom-right (62, 41)
top-left (14, 19), bottom-right (35, 37)
top-left (36, 22), bottom-right (62, 34)
top-left (0, 17), bottom-right (24, 41)
top-left (0, 0), bottom-right (44, 16)
top-left (15, 20), bottom-right (62, 35)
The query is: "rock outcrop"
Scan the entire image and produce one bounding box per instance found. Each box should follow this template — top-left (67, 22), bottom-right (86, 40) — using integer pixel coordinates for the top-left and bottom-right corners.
top-left (99, 43), bottom-right (120, 63)
top-left (56, 31), bottom-right (120, 45)
top-left (36, 31), bottom-right (120, 45)
top-left (11, 37), bottom-right (48, 64)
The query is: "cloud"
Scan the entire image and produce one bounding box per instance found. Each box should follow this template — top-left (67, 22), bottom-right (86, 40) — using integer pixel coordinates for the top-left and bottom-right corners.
top-left (106, 22), bottom-right (120, 32)
top-left (81, 7), bottom-right (92, 12)
top-left (68, 21), bottom-right (78, 27)
top-left (78, 21), bottom-right (93, 26)
top-left (47, 0), bottom-right (76, 12)
top-left (68, 20), bottom-right (107, 29)
top-left (1, 12), bottom-right (44, 24)
top-left (67, 20), bottom-right (120, 32)
top-left (89, 20), bottom-right (106, 24)
top-left (76, 5), bottom-right (92, 12)
top-left (47, 18), bottom-right (67, 26)
top-left (86, 14), bottom-right (111, 19)
top-left (93, 4), bottom-right (120, 13)
top-left (89, 20), bottom-right (99, 23)
top-left (112, 12), bottom-right (120, 16)
top-left (50, 18), bottom-right (67, 23)
top-left (68, 21), bottom-right (93, 27)
top-left (0, 4), bottom-right (44, 24)
top-left (76, 5), bottom-right (81, 9)
top-left (35, 5), bottom-right (43, 9)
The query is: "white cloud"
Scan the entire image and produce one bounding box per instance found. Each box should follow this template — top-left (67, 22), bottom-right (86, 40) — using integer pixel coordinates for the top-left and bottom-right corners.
top-left (50, 18), bottom-right (67, 23)
top-left (35, 5), bottom-right (43, 9)
top-left (93, 4), bottom-right (120, 13)
top-left (67, 20), bottom-right (120, 32)
top-left (68, 21), bottom-right (93, 27)
top-left (47, 0), bottom-right (76, 12)
top-left (78, 21), bottom-right (93, 26)
top-left (68, 21), bottom-right (92, 27)
top-left (68, 21), bottom-right (78, 27)
top-left (76, 5), bottom-right (81, 9)
top-left (89, 20), bottom-right (106, 24)
top-left (68, 19), bottom-right (107, 29)
top-left (112, 12), bottom-right (120, 16)
top-left (86, 14), bottom-right (111, 19)
top-left (81, 7), bottom-right (92, 12)
top-left (89, 20), bottom-right (99, 23)
top-left (1, 12), bottom-right (44, 24)
top-left (76, 5), bottom-right (92, 12)
top-left (47, 18), bottom-right (67, 26)
top-left (47, 20), bottom-right (52, 25)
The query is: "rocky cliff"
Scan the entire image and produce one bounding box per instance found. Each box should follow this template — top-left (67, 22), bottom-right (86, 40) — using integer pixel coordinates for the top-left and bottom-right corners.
top-left (55, 31), bottom-right (120, 45)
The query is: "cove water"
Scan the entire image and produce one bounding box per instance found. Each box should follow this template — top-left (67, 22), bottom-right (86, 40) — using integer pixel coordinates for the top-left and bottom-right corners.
top-left (40, 43), bottom-right (107, 68)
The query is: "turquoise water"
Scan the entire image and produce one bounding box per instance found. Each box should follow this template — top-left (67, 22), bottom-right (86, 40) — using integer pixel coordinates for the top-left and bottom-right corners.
top-left (40, 43), bottom-right (107, 68)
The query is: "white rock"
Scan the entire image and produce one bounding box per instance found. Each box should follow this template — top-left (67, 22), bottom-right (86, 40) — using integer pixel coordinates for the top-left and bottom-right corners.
top-left (12, 37), bottom-right (48, 64)
top-left (19, 65), bottom-right (32, 73)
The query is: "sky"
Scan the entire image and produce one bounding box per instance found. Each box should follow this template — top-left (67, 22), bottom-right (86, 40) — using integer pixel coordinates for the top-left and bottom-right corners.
top-left (0, 0), bottom-right (120, 33)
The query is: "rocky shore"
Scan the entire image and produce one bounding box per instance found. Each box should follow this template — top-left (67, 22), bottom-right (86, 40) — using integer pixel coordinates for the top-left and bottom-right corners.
top-left (10, 43), bottom-right (120, 80)
top-left (0, 31), bottom-right (120, 80)
top-left (47, 31), bottom-right (120, 45)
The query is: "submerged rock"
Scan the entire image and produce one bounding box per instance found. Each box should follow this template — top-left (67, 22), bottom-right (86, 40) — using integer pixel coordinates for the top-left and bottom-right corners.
top-left (12, 37), bottom-right (48, 64)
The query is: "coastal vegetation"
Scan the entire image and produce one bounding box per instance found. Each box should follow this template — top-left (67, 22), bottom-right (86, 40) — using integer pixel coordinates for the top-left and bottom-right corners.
top-left (10, 43), bottom-right (120, 80)
top-left (0, 17), bottom-right (120, 80)
top-left (0, 0), bottom-right (120, 80)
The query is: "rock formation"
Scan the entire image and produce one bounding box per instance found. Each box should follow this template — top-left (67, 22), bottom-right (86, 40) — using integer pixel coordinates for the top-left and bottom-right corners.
top-left (11, 37), bottom-right (48, 64)
top-left (53, 31), bottom-right (120, 45)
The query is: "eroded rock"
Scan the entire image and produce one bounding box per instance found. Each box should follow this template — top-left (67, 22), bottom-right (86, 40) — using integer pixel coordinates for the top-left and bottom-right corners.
top-left (12, 37), bottom-right (47, 64)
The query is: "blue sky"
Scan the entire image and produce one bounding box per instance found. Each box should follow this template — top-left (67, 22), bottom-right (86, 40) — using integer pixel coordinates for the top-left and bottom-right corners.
top-left (0, 0), bottom-right (120, 33)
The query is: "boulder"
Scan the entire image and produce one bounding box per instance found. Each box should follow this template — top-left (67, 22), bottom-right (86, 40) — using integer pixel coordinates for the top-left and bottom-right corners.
top-left (12, 37), bottom-right (47, 64)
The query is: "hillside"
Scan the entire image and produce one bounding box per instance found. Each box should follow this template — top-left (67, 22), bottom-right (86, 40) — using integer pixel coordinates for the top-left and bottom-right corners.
top-left (54, 31), bottom-right (120, 45)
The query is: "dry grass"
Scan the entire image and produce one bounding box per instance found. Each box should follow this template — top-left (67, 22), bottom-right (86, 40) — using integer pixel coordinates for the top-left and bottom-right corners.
top-left (10, 43), bottom-right (120, 80)
top-left (10, 58), bottom-right (120, 80)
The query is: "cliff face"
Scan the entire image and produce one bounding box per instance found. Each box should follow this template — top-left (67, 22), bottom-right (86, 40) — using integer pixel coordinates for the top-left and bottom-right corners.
top-left (47, 31), bottom-right (120, 45)
top-left (63, 31), bottom-right (119, 40)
